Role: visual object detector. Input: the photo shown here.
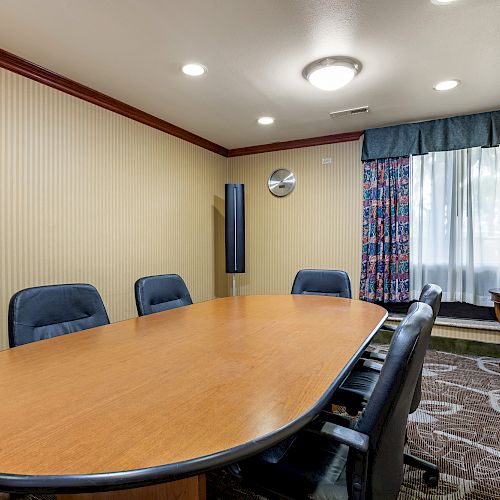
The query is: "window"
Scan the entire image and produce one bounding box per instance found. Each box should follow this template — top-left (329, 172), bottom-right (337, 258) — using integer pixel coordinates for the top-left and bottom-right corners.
top-left (409, 146), bottom-right (500, 307)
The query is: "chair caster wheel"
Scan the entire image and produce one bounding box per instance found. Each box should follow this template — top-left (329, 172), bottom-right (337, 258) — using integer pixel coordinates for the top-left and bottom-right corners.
top-left (423, 471), bottom-right (439, 487)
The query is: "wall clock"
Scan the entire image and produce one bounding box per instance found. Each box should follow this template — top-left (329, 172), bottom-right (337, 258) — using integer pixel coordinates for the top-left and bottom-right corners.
top-left (268, 169), bottom-right (296, 197)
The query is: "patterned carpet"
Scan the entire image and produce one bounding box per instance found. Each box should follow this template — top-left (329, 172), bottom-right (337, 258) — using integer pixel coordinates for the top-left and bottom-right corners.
top-left (208, 348), bottom-right (500, 499)
top-left (399, 349), bottom-right (500, 500)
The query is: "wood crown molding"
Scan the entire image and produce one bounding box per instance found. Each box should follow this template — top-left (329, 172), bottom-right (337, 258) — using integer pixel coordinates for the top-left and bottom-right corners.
top-left (227, 131), bottom-right (363, 157)
top-left (0, 48), bottom-right (228, 157)
top-left (0, 47), bottom-right (362, 158)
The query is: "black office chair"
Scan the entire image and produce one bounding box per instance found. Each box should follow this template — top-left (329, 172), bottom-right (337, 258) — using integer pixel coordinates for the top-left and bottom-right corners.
top-left (365, 284), bottom-right (442, 363)
top-left (8, 283), bottom-right (110, 348)
top-left (335, 284), bottom-right (442, 408)
top-left (233, 302), bottom-right (435, 499)
top-left (291, 269), bottom-right (352, 298)
top-left (332, 283), bottom-right (442, 486)
top-left (134, 273), bottom-right (193, 317)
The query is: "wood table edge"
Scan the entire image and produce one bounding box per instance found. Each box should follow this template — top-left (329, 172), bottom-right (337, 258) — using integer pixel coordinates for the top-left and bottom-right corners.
top-left (0, 303), bottom-right (387, 494)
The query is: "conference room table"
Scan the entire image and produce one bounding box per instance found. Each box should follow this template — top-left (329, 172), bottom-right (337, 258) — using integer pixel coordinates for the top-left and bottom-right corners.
top-left (0, 295), bottom-right (387, 498)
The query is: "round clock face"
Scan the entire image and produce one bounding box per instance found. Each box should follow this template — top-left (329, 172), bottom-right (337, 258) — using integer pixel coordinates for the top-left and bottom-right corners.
top-left (268, 169), bottom-right (296, 197)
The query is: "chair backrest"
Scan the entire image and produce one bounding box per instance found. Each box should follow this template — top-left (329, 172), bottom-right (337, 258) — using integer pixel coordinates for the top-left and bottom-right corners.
top-left (419, 283), bottom-right (442, 321)
top-left (352, 302), bottom-right (434, 499)
top-left (409, 283), bottom-right (442, 413)
top-left (8, 284), bottom-right (110, 348)
top-left (291, 269), bottom-right (352, 298)
top-left (135, 274), bottom-right (193, 317)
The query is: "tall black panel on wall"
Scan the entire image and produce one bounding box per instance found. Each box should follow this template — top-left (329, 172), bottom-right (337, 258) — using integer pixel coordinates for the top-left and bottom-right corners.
top-left (225, 184), bottom-right (245, 274)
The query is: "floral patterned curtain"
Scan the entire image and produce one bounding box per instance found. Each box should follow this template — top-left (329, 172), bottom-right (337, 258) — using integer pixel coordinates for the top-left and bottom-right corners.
top-left (359, 156), bottom-right (410, 302)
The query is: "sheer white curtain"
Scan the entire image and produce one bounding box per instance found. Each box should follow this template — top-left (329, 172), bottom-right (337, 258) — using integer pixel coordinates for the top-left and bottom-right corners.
top-left (410, 147), bottom-right (500, 306)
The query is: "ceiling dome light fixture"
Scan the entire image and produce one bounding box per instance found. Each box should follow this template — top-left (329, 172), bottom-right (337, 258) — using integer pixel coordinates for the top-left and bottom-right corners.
top-left (257, 116), bottom-right (275, 125)
top-left (181, 63), bottom-right (207, 76)
top-left (303, 57), bottom-right (361, 91)
top-left (433, 79), bottom-right (461, 91)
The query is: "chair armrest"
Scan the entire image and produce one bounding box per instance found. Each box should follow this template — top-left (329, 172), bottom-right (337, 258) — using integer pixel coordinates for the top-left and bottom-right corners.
top-left (360, 359), bottom-right (383, 372)
top-left (365, 351), bottom-right (387, 362)
top-left (310, 413), bottom-right (369, 500)
top-left (307, 420), bottom-right (369, 453)
top-left (320, 422), bottom-right (369, 452)
top-left (381, 323), bottom-right (397, 332)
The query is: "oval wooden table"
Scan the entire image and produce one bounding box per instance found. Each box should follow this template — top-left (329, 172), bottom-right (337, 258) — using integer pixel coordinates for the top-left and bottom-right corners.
top-left (0, 295), bottom-right (387, 496)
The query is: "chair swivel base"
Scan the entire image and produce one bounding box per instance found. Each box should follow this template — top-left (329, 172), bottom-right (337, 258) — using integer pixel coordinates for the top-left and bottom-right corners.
top-left (404, 452), bottom-right (439, 487)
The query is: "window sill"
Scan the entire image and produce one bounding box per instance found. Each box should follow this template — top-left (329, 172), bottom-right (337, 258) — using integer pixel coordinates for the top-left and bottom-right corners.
top-left (387, 314), bottom-right (500, 332)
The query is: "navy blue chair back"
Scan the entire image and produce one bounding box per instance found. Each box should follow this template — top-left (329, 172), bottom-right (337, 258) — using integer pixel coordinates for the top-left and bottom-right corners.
top-left (291, 269), bottom-right (352, 298)
top-left (8, 284), bottom-right (109, 348)
top-left (135, 274), bottom-right (193, 317)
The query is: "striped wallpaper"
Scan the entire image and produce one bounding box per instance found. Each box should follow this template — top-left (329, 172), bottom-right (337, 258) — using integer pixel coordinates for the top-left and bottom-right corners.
top-left (0, 67), bottom-right (497, 349)
top-left (0, 68), bottom-right (226, 350)
top-left (227, 144), bottom-right (499, 344)
top-left (227, 140), bottom-right (364, 298)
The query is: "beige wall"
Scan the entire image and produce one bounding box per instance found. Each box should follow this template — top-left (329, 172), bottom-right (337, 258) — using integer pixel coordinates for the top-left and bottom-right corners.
top-left (227, 140), bottom-right (364, 297)
top-left (0, 68), bottom-right (227, 350)
top-left (227, 147), bottom-right (500, 344)
top-left (1, 66), bottom-right (365, 349)
top-left (1, 67), bottom-right (495, 349)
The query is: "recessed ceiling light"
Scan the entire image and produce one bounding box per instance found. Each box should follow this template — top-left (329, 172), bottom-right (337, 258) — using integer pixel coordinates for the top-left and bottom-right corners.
top-left (433, 79), bottom-right (461, 91)
top-left (257, 117), bottom-right (275, 125)
top-left (303, 57), bottom-right (361, 91)
top-left (181, 63), bottom-right (207, 76)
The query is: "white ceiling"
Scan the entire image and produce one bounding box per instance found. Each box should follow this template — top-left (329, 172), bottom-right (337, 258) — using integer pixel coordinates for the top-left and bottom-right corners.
top-left (0, 0), bottom-right (499, 150)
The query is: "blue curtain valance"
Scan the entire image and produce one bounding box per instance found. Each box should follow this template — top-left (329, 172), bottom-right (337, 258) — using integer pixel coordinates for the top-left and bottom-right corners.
top-left (361, 110), bottom-right (500, 161)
